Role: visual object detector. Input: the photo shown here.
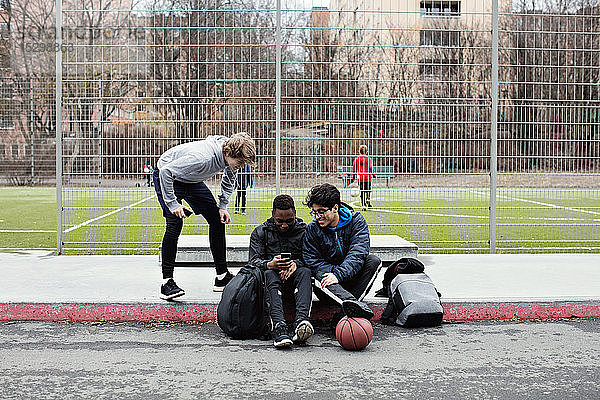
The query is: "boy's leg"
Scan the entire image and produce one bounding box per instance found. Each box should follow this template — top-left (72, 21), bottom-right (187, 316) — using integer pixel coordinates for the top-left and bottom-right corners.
top-left (153, 170), bottom-right (182, 279)
top-left (288, 267), bottom-right (314, 343)
top-left (313, 274), bottom-right (373, 320)
top-left (184, 182), bottom-right (228, 275)
top-left (265, 270), bottom-right (293, 347)
top-left (288, 267), bottom-right (312, 322)
top-left (344, 254), bottom-right (382, 301)
top-left (313, 273), bottom-right (355, 305)
top-left (265, 269), bottom-right (286, 325)
top-left (161, 213), bottom-right (184, 279)
top-left (240, 189), bottom-right (247, 213)
top-left (359, 181), bottom-right (367, 207)
top-left (153, 170), bottom-right (185, 299)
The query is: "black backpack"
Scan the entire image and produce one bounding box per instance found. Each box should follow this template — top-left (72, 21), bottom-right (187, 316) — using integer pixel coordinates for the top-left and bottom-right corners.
top-left (217, 266), bottom-right (270, 340)
top-left (374, 257), bottom-right (425, 298)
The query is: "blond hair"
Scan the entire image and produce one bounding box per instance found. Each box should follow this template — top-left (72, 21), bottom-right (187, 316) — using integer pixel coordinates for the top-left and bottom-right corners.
top-left (223, 132), bottom-right (256, 166)
top-left (359, 144), bottom-right (368, 155)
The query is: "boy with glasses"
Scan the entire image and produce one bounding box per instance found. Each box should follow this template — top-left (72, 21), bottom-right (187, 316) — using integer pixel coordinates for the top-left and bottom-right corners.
top-left (249, 194), bottom-right (313, 348)
top-left (303, 183), bottom-right (382, 321)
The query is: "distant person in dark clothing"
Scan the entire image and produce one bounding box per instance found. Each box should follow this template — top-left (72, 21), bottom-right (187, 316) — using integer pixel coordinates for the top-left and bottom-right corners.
top-left (352, 144), bottom-right (375, 209)
top-left (303, 183), bottom-right (382, 322)
top-left (235, 163), bottom-right (252, 215)
top-left (249, 194), bottom-right (313, 348)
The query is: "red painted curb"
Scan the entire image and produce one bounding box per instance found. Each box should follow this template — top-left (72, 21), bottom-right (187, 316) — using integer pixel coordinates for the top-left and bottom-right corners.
top-left (1, 301), bottom-right (599, 322)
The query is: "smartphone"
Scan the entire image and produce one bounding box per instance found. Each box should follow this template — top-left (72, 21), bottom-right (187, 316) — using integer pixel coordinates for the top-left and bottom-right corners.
top-left (280, 252), bottom-right (291, 260)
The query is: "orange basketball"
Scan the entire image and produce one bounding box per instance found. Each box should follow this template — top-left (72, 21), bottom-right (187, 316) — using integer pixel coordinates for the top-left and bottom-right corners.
top-left (335, 316), bottom-right (373, 351)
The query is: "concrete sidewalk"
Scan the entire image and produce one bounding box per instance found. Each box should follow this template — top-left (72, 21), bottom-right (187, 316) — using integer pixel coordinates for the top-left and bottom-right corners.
top-left (1, 251), bottom-right (599, 322)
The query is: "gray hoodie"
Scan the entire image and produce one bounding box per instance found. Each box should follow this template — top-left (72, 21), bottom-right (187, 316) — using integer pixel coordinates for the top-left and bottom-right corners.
top-left (157, 136), bottom-right (237, 212)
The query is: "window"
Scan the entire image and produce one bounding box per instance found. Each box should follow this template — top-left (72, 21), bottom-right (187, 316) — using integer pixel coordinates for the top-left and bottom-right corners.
top-left (420, 30), bottom-right (461, 47)
top-left (420, 1), bottom-right (461, 17)
top-left (419, 59), bottom-right (459, 78)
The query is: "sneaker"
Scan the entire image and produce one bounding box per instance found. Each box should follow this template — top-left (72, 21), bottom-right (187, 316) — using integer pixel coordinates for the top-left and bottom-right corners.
top-left (292, 320), bottom-right (314, 343)
top-left (241, 210), bottom-right (247, 215)
top-left (213, 271), bottom-right (234, 292)
top-left (234, 209), bottom-right (239, 214)
top-left (160, 279), bottom-right (185, 300)
top-left (342, 299), bottom-right (374, 320)
top-left (273, 321), bottom-right (293, 348)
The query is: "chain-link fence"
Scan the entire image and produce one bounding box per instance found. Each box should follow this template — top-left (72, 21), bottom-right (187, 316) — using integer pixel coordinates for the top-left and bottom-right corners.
top-left (1, 0), bottom-right (598, 254)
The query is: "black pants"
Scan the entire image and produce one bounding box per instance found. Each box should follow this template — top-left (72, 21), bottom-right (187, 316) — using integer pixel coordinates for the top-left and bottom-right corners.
top-left (265, 267), bottom-right (312, 325)
top-left (235, 188), bottom-right (247, 212)
top-left (153, 169), bottom-right (228, 279)
top-left (313, 254), bottom-right (382, 305)
top-left (359, 181), bottom-right (372, 207)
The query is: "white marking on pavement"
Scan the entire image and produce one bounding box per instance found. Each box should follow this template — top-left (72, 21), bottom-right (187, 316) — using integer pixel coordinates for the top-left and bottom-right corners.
top-left (64, 194), bottom-right (155, 233)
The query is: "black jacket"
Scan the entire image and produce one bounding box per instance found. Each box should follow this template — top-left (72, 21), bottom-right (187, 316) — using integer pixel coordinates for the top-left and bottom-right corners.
top-left (248, 217), bottom-right (307, 271)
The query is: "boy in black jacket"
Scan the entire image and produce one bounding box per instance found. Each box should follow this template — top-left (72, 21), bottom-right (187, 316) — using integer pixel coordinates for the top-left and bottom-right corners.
top-left (249, 194), bottom-right (313, 348)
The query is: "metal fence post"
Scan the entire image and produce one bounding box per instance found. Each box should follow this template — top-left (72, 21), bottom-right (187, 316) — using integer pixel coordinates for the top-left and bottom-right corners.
top-left (490, 0), bottom-right (499, 254)
top-left (30, 77), bottom-right (34, 181)
top-left (55, 0), bottom-right (63, 255)
top-left (275, 0), bottom-right (282, 195)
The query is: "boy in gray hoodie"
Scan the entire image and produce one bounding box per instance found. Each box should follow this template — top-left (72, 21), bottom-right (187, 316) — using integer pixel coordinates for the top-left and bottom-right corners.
top-left (153, 133), bottom-right (256, 300)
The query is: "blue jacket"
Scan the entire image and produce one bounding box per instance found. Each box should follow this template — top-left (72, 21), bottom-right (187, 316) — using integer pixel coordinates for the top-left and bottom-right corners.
top-left (302, 202), bottom-right (370, 282)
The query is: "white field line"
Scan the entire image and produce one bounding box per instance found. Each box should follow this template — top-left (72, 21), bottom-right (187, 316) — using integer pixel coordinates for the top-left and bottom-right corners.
top-left (348, 199), bottom-right (489, 219)
top-left (63, 194), bottom-right (155, 233)
top-left (469, 189), bottom-right (600, 217)
top-left (0, 230), bottom-right (55, 233)
top-left (350, 198), bottom-right (600, 222)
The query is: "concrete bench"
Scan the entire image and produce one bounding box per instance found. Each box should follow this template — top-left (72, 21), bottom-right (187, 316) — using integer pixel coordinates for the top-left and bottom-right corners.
top-left (159, 234), bottom-right (418, 267)
top-left (337, 165), bottom-right (394, 187)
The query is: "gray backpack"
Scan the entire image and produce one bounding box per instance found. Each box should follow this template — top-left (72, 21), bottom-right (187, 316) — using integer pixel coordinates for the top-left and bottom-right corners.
top-left (381, 272), bottom-right (443, 328)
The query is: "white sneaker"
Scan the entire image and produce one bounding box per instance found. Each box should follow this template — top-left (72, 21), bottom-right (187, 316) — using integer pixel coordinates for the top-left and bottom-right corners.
top-left (292, 320), bottom-right (314, 343)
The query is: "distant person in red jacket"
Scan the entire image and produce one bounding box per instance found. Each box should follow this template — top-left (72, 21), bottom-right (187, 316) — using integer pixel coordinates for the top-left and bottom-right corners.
top-left (352, 145), bottom-right (375, 210)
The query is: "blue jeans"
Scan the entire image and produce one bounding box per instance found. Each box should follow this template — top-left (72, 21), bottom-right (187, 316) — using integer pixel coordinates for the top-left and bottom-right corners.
top-left (153, 169), bottom-right (228, 278)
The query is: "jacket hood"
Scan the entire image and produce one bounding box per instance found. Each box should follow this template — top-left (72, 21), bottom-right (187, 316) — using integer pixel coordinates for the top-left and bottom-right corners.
top-left (328, 202), bottom-right (354, 232)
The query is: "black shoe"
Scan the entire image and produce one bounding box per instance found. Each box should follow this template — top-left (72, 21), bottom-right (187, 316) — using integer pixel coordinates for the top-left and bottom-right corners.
top-left (374, 287), bottom-right (388, 298)
top-left (342, 299), bottom-right (374, 320)
top-left (213, 271), bottom-right (234, 292)
top-left (292, 320), bottom-right (314, 343)
top-left (273, 321), bottom-right (292, 348)
top-left (160, 279), bottom-right (185, 300)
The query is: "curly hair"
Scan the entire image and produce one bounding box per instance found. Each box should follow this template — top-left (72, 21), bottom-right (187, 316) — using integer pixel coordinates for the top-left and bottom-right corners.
top-left (272, 194), bottom-right (295, 212)
top-left (304, 183), bottom-right (340, 209)
top-left (222, 132), bottom-right (256, 165)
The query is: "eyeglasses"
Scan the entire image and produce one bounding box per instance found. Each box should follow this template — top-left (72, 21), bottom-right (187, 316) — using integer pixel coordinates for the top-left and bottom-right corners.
top-left (309, 208), bottom-right (331, 218)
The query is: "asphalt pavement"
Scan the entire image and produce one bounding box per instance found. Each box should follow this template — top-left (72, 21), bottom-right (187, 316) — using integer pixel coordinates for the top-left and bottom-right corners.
top-left (1, 319), bottom-right (599, 399)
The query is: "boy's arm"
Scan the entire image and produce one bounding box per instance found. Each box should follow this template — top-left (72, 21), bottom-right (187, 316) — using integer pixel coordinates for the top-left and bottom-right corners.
top-left (248, 227), bottom-right (270, 270)
top-left (218, 166), bottom-right (238, 209)
top-left (159, 154), bottom-right (199, 212)
top-left (331, 215), bottom-right (370, 282)
top-left (302, 227), bottom-right (336, 276)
